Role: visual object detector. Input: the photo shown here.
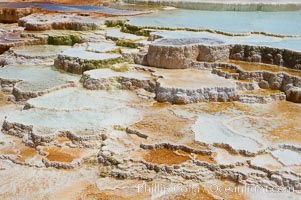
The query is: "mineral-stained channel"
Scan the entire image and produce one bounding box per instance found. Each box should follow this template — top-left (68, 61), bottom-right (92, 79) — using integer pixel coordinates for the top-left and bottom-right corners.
top-left (0, 1), bottom-right (301, 199)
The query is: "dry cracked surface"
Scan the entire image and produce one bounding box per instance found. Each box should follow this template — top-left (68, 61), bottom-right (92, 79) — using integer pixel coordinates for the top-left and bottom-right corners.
top-left (0, 3), bottom-right (301, 200)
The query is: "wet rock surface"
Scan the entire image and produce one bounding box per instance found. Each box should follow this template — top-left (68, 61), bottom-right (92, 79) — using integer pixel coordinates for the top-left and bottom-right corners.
top-left (0, 3), bottom-right (301, 200)
top-left (124, 0), bottom-right (301, 11)
top-left (0, 64), bottom-right (79, 100)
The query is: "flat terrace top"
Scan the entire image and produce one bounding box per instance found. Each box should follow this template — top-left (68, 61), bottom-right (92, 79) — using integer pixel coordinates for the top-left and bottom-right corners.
top-left (59, 47), bottom-right (121, 60)
top-left (0, 65), bottom-right (79, 92)
top-left (154, 68), bottom-right (235, 89)
top-left (12, 45), bottom-right (70, 58)
top-left (19, 13), bottom-right (104, 25)
top-left (153, 37), bottom-right (224, 46)
top-left (26, 87), bottom-right (139, 111)
top-left (229, 60), bottom-right (301, 78)
top-left (84, 68), bottom-right (152, 80)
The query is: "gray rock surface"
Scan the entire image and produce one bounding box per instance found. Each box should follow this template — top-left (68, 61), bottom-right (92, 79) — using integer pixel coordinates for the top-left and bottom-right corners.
top-left (54, 47), bottom-right (122, 74)
top-left (19, 13), bottom-right (104, 31)
top-left (143, 38), bottom-right (301, 70)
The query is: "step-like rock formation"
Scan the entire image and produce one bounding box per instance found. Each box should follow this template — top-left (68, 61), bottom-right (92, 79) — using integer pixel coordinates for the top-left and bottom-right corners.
top-left (154, 68), bottom-right (237, 104)
top-left (0, 65), bottom-right (79, 101)
top-left (0, 27), bottom-right (44, 54)
top-left (230, 44), bottom-right (301, 70)
top-left (54, 46), bottom-right (123, 74)
top-left (237, 89), bottom-right (286, 103)
top-left (235, 80), bottom-right (259, 91)
top-left (146, 38), bottom-right (226, 69)
top-left (10, 45), bottom-right (70, 59)
top-left (21, 29), bottom-right (104, 46)
top-left (212, 61), bottom-right (301, 103)
top-left (15, 88), bottom-right (142, 149)
top-left (0, 7), bottom-right (36, 23)
top-left (142, 38), bottom-right (301, 70)
top-left (80, 67), bottom-right (155, 91)
top-left (85, 41), bottom-right (118, 53)
top-left (19, 13), bottom-right (104, 31)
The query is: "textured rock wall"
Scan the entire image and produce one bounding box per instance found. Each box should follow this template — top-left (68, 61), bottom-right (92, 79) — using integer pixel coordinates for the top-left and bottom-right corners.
top-left (212, 62), bottom-right (301, 103)
top-left (238, 92), bottom-right (286, 103)
top-left (147, 44), bottom-right (199, 69)
top-left (81, 74), bottom-right (155, 91)
top-left (18, 14), bottom-right (101, 31)
top-left (0, 8), bottom-right (35, 23)
top-left (198, 45), bottom-right (230, 62)
top-left (54, 54), bottom-right (123, 74)
top-left (146, 43), bottom-right (230, 69)
top-left (54, 55), bottom-right (85, 74)
top-left (230, 44), bottom-right (301, 70)
top-left (12, 82), bottom-right (75, 101)
top-left (144, 43), bottom-right (301, 70)
top-left (155, 84), bottom-right (237, 104)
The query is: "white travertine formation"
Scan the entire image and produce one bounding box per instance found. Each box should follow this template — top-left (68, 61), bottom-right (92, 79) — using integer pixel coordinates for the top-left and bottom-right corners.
top-left (19, 13), bottom-right (104, 31)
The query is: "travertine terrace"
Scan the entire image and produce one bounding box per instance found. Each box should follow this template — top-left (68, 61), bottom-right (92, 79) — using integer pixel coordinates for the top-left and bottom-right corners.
top-left (0, 1), bottom-right (301, 199)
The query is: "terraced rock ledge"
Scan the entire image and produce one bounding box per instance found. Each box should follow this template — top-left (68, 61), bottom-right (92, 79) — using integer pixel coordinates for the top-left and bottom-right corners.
top-left (135, 36), bottom-right (301, 103)
top-left (54, 46), bottom-right (123, 74)
top-left (1, 4), bottom-right (301, 200)
top-left (124, 0), bottom-right (301, 11)
top-left (81, 66), bottom-right (155, 91)
top-left (143, 38), bottom-right (301, 70)
top-left (211, 61), bottom-right (301, 103)
top-left (19, 14), bottom-right (104, 31)
top-left (154, 68), bottom-right (237, 104)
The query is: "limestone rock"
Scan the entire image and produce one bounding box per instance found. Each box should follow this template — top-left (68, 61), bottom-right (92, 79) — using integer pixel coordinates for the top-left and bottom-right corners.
top-left (80, 67), bottom-right (155, 91)
top-left (154, 68), bottom-right (237, 104)
top-left (19, 13), bottom-right (104, 31)
top-left (54, 46), bottom-right (122, 74)
top-left (286, 86), bottom-right (301, 103)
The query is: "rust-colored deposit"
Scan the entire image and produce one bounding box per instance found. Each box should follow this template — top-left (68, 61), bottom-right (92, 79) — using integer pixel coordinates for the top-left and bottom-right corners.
top-left (143, 148), bottom-right (190, 165)
top-left (42, 146), bottom-right (84, 163)
top-left (0, 92), bottom-right (10, 106)
top-left (15, 146), bottom-right (37, 163)
top-left (56, 136), bottom-right (70, 144)
top-left (131, 109), bottom-right (194, 142)
top-left (194, 153), bottom-right (216, 164)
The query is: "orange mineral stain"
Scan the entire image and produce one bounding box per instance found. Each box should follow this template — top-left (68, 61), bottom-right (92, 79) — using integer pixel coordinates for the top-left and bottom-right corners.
top-left (57, 136), bottom-right (70, 144)
top-left (229, 60), bottom-right (301, 78)
top-left (195, 153), bottom-right (216, 164)
top-left (43, 146), bottom-right (84, 163)
top-left (143, 148), bottom-right (190, 165)
top-left (16, 146), bottom-right (37, 163)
